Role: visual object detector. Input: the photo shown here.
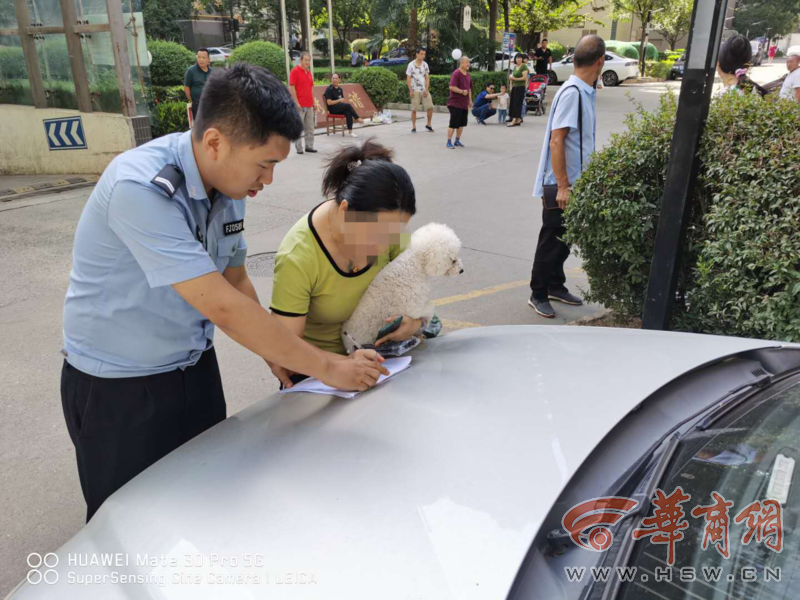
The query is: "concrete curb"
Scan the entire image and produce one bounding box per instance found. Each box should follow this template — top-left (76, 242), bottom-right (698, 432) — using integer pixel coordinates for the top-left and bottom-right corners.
top-left (566, 307), bottom-right (611, 326)
top-left (386, 103), bottom-right (450, 113)
top-left (0, 176), bottom-right (100, 203)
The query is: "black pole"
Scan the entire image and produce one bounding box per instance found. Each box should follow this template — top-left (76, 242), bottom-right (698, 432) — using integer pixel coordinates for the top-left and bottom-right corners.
top-left (641, 0), bottom-right (729, 330)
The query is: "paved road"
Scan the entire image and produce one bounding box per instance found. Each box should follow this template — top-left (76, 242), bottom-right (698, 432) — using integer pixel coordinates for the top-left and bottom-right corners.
top-left (0, 65), bottom-right (785, 594)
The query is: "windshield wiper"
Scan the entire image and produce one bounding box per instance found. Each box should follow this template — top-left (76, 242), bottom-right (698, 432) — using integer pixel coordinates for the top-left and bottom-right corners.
top-left (597, 434), bottom-right (682, 600)
top-left (696, 372), bottom-right (772, 431)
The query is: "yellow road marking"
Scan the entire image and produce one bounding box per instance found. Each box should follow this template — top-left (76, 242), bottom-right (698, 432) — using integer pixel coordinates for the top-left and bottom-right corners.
top-left (433, 267), bottom-right (585, 308)
top-left (434, 280), bottom-right (529, 306)
top-left (13, 186), bottom-right (34, 193)
top-left (441, 318), bottom-right (482, 330)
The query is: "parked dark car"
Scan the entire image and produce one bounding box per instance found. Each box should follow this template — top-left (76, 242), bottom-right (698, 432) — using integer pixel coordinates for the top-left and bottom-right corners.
top-left (368, 47), bottom-right (410, 67)
top-left (669, 54), bottom-right (685, 80)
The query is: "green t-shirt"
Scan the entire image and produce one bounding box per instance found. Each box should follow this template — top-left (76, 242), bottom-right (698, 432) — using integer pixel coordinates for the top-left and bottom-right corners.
top-left (270, 204), bottom-right (404, 355)
top-left (184, 63), bottom-right (211, 104)
top-left (512, 63), bottom-right (529, 88)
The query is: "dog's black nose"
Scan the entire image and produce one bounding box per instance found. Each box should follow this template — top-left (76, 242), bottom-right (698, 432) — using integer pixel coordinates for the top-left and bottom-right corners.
top-left (459, 269), bottom-right (464, 274)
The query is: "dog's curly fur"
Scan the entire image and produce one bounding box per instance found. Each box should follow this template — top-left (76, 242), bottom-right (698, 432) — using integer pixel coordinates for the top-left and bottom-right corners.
top-left (341, 223), bottom-right (464, 353)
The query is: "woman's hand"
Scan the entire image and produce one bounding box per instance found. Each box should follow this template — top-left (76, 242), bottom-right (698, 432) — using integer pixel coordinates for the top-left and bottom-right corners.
top-left (375, 315), bottom-right (423, 346)
top-left (267, 360), bottom-right (296, 389)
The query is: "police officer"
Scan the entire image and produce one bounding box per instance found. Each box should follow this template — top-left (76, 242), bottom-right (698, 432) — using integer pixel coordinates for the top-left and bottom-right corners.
top-left (61, 64), bottom-right (387, 522)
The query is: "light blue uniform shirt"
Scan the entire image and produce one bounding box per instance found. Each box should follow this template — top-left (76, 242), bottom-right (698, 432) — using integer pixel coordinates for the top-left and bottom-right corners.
top-left (63, 131), bottom-right (247, 378)
top-left (532, 75), bottom-right (597, 198)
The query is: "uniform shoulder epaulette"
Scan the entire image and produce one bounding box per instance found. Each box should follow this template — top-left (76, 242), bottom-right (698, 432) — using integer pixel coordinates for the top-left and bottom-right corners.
top-left (150, 165), bottom-right (184, 198)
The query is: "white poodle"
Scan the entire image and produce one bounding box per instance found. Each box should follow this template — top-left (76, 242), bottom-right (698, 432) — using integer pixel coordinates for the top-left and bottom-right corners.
top-left (341, 223), bottom-right (464, 353)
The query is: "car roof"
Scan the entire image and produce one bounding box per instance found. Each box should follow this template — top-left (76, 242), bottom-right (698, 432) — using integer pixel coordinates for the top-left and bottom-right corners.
top-left (22, 326), bottom-right (780, 599)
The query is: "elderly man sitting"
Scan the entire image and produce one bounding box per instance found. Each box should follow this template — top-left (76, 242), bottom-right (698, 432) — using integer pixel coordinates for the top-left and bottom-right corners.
top-left (324, 74), bottom-right (364, 138)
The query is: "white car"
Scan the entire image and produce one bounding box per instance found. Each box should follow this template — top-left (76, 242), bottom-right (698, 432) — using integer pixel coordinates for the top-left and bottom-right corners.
top-left (8, 326), bottom-right (800, 599)
top-left (206, 47), bottom-right (231, 63)
top-left (548, 51), bottom-right (639, 86)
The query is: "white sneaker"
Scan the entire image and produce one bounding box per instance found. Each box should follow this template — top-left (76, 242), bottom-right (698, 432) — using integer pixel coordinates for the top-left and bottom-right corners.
top-left (349, 132), bottom-right (358, 138)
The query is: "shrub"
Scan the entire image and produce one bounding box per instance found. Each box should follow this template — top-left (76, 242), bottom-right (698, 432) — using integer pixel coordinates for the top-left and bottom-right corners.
top-left (313, 37), bottom-right (351, 57)
top-left (150, 84), bottom-right (186, 104)
top-left (351, 38), bottom-right (370, 53)
top-left (645, 60), bottom-right (671, 79)
top-left (775, 48), bottom-right (784, 58)
top-left (549, 41), bottom-right (567, 62)
top-left (152, 101), bottom-right (189, 137)
top-left (349, 66), bottom-right (398, 109)
top-left (565, 92), bottom-right (800, 341)
top-left (230, 41), bottom-right (287, 81)
top-left (0, 46), bottom-right (28, 80)
top-left (148, 39), bottom-right (195, 86)
top-left (606, 40), bottom-right (639, 60)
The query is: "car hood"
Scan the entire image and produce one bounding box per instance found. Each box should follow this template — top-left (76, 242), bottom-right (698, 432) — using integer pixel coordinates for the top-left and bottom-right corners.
top-left (12, 326), bottom-right (778, 600)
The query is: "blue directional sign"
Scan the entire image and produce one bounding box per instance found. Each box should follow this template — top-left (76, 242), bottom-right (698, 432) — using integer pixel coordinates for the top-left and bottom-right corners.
top-left (43, 116), bottom-right (87, 151)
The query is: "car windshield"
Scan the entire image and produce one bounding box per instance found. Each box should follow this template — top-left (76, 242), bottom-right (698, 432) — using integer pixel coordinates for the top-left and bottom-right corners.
top-left (616, 378), bottom-right (800, 599)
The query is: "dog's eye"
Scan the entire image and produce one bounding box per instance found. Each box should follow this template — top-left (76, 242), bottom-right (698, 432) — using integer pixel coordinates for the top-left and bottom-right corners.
top-left (451, 259), bottom-right (457, 264)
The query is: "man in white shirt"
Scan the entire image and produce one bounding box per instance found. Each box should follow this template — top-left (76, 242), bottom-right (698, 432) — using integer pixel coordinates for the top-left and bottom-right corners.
top-left (780, 51), bottom-right (800, 101)
top-left (406, 48), bottom-right (434, 133)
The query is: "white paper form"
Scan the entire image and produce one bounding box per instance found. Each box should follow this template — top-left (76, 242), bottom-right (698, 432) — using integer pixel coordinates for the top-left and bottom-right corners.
top-left (279, 356), bottom-right (412, 399)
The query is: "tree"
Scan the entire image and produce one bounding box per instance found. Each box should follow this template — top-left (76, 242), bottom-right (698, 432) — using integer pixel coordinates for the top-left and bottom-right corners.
top-left (143, 0), bottom-right (193, 41)
top-left (311, 0), bottom-right (370, 58)
top-left (733, 0), bottom-right (800, 40)
top-left (488, 0), bottom-right (498, 69)
top-left (610, 0), bottom-right (669, 73)
top-left (653, 0), bottom-right (692, 50)
top-left (509, 0), bottom-right (593, 46)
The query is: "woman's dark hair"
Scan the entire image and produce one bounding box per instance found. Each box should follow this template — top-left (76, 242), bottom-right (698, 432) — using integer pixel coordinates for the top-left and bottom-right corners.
top-left (515, 53), bottom-right (526, 62)
top-left (718, 34), bottom-right (767, 96)
top-left (322, 139), bottom-right (416, 215)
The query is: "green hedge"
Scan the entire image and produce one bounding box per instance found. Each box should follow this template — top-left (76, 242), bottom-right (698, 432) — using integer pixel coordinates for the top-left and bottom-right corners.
top-left (549, 41), bottom-right (567, 62)
top-left (229, 41), bottom-right (287, 82)
top-left (152, 101), bottom-right (189, 137)
top-left (150, 84), bottom-right (186, 104)
top-left (606, 40), bottom-right (659, 61)
top-left (148, 39), bottom-right (195, 86)
top-left (564, 92), bottom-right (800, 341)
top-left (0, 46), bottom-right (28, 80)
top-left (314, 58), bottom-right (353, 69)
top-left (348, 66), bottom-right (398, 109)
top-left (645, 61), bottom-right (672, 79)
top-left (0, 77), bottom-right (130, 112)
top-left (313, 37), bottom-right (351, 57)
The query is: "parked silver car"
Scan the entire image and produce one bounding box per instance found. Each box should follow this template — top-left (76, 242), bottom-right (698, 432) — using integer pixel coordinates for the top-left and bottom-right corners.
top-left (9, 326), bottom-right (800, 599)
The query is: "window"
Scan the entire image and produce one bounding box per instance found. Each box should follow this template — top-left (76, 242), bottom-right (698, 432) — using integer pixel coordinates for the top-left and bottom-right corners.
top-left (581, 29), bottom-right (598, 37)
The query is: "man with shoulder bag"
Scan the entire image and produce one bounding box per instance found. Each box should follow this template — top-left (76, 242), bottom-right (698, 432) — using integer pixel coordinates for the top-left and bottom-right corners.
top-left (528, 35), bottom-right (605, 318)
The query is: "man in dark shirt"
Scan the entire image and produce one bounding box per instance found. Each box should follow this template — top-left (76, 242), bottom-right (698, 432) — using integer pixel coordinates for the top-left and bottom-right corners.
top-left (183, 48), bottom-right (211, 123)
top-left (534, 39), bottom-right (553, 76)
top-left (324, 73), bottom-right (363, 137)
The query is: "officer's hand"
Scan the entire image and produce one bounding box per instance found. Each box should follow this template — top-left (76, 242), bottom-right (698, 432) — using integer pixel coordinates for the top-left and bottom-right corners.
top-left (557, 186), bottom-right (571, 210)
top-left (323, 351), bottom-right (388, 392)
top-left (267, 360), bottom-right (296, 389)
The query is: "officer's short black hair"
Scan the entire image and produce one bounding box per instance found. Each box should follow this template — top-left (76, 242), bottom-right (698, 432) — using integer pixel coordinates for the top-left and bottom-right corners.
top-left (194, 63), bottom-right (304, 146)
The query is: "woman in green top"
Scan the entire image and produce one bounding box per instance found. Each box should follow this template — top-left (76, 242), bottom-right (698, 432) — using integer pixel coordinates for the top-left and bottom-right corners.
top-left (508, 53), bottom-right (529, 127)
top-left (269, 140), bottom-right (423, 388)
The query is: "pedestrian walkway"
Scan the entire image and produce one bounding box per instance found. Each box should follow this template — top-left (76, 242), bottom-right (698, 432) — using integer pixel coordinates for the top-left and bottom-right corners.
top-left (0, 173), bottom-right (99, 202)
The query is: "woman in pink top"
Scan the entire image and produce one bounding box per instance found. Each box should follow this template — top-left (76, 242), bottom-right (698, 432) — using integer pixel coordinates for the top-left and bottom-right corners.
top-left (768, 44), bottom-right (778, 64)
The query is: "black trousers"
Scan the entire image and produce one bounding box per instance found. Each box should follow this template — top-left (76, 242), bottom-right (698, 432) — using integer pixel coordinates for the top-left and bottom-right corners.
top-left (530, 206), bottom-right (571, 301)
top-left (190, 101), bottom-right (199, 123)
top-left (328, 103), bottom-right (359, 130)
top-left (509, 86), bottom-right (526, 119)
top-left (60, 348), bottom-right (226, 522)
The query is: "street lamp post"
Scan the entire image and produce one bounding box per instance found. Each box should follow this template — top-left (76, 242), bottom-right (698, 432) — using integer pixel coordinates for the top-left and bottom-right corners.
top-left (640, 7), bottom-right (664, 77)
top-left (642, 0), bottom-right (730, 330)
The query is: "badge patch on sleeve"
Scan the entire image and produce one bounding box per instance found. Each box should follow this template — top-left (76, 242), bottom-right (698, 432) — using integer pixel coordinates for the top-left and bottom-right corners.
top-left (224, 219), bottom-right (245, 235)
